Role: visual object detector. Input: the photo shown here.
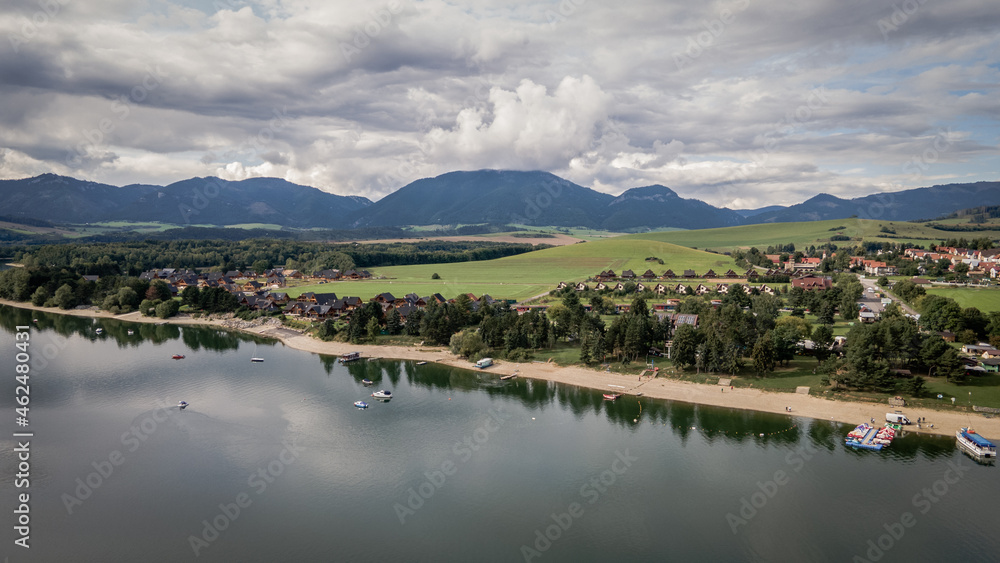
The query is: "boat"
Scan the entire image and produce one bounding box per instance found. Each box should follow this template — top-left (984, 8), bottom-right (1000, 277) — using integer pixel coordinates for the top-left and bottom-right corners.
top-left (127, 329), bottom-right (134, 335)
top-left (957, 427), bottom-right (997, 459)
top-left (845, 422), bottom-right (898, 451)
top-left (95, 328), bottom-right (103, 334)
top-left (172, 354), bottom-right (186, 360)
top-left (603, 393), bottom-right (621, 401)
top-left (500, 374), bottom-right (517, 380)
top-left (361, 378), bottom-right (374, 386)
top-left (339, 351), bottom-right (362, 363)
top-left (354, 401), bottom-right (369, 409)
top-left (416, 361), bottom-right (427, 366)
top-left (372, 390), bottom-right (392, 400)
top-left (178, 401), bottom-right (188, 410)
top-left (250, 343), bottom-right (264, 362)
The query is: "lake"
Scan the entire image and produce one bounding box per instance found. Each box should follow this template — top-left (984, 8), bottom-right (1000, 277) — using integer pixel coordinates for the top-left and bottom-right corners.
top-left (0, 304), bottom-right (995, 562)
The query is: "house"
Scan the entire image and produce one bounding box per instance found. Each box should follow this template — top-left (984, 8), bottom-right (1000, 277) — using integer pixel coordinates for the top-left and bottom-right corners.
top-left (636, 282), bottom-right (646, 292)
top-left (616, 303), bottom-right (631, 314)
top-left (661, 269), bottom-right (676, 279)
top-left (961, 344), bottom-right (999, 356)
top-left (575, 282), bottom-right (590, 291)
top-left (703, 269), bottom-right (717, 279)
top-left (556, 281), bottom-right (568, 289)
top-left (674, 284), bottom-right (688, 294)
top-left (596, 270), bottom-right (617, 281)
top-left (621, 269), bottom-right (636, 279)
top-left (372, 292), bottom-right (398, 304)
top-left (791, 275), bottom-right (833, 291)
top-left (759, 284), bottom-right (775, 295)
top-left (596, 282), bottom-right (608, 290)
top-left (745, 269), bottom-right (759, 279)
top-left (695, 284), bottom-right (711, 295)
top-left (858, 311), bottom-right (877, 323)
top-left (724, 269), bottom-right (739, 278)
top-left (716, 283), bottom-right (729, 294)
top-left (614, 282), bottom-right (626, 292)
top-left (671, 313), bottom-right (699, 328)
top-left (81, 275), bottom-right (99, 282)
top-left (979, 358), bottom-right (1000, 373)
top-left (683, 269), bottom-right (697, 278)
top-left (641, 269), bottom-right (657, 280)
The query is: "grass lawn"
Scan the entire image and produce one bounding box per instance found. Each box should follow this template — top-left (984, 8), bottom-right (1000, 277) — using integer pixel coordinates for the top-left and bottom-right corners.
top-left (286, 237), bottom-right (738, 301)
top-left (624, 218), bottom-right (1000, 252)
top-left (924, 287), bottom-right (1000, 313)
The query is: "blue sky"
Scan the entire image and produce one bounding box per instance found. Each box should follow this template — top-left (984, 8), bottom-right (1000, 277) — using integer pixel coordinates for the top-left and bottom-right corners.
top-left (0, 0), bottom-right (997, 208)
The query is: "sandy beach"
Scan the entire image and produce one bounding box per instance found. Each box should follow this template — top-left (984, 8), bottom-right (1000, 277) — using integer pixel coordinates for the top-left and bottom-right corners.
top-left (5, 298), bottom-right (998, 439)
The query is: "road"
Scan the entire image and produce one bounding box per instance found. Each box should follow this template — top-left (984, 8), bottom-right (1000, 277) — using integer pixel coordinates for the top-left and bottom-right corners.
top-left (858, 276), bottom-right (917, 316)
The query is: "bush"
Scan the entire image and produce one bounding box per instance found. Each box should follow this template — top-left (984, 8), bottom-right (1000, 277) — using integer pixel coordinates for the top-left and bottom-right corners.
top-left (155, 299), bottom-right (181, 319)
top-left (431, 273), bottom-right (441, 279)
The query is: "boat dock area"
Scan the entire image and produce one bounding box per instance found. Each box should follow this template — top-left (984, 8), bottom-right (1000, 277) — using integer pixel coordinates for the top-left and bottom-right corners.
top-left (845, 423), bottom-right (898, 451)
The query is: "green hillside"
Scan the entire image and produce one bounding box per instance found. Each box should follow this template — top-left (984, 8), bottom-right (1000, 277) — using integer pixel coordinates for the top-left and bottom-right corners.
top-left (625, 218), bottom-right (995, 251)
top-left (287, 238), bottom-right (738, 301)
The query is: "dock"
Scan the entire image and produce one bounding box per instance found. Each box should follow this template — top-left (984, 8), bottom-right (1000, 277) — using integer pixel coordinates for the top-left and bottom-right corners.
top-left (500, 374), bottom-right (517, 381)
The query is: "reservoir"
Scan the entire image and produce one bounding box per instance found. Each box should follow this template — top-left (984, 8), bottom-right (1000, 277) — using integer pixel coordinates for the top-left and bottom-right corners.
top-left (0, 304), bottom-right (995, 562)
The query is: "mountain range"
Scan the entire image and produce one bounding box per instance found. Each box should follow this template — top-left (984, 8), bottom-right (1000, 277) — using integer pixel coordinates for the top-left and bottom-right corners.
top-left (1, 170), bottom-right (998, 231)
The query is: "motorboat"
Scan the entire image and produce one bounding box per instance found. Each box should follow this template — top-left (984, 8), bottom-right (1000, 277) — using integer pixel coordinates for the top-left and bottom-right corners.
top-left (372, 390), bottom-right (392, 400)
top-left (95, 328), bottom-right (103, 334)
top-left (603, 393), bottom-right (621, 401)
top-left (957, 427), bottom-right (997, 459)
top-left (127, 330), bottom-right (134, 335)
top-left (172, 354), bottom-right (186, 360)
top-left (178, 401), bottom-right (188, 410)
top-left (354, 401), bottom-right (369, 409)
top-left (250, 357), bottom-right (264, 363)
top-left (339, 351), bottom-right (362, 363)
top-left (361, 378), bottom-right (374, 386)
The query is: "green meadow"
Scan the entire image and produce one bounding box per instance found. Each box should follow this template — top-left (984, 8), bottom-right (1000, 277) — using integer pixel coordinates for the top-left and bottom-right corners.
top-left (624, 218), bottom-right (996, 252)
top-left (924, 287), bottom-right (1000, 313)
top-left (286, 237), bottom-right (739, 301)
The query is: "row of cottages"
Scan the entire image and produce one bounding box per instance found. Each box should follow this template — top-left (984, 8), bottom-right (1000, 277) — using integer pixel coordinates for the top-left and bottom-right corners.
top-left (562, 281), bottom-right (775, 296)
top-left (596, 269), bottom-right (745, 281)
top-left (960, 344), bottom-right (1000, 358)
top-left (311, 269), bottom-right (373, 281)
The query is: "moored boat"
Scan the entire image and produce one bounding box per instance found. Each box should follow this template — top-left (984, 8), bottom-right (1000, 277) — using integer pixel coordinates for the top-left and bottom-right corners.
top-left (178, 401), bottom-right (188, 410)
top-left (340, 351), bottom-right (362, 363)
top-left (372, 390), bottom-right (392, 400)
top-left (95, 328), bottom-right (103, 334)
top-left (957, 427), bottom-right (997, 459)
top-left (250, 357), bottom-right (264, 363)
top-left (354, 401), bottom-right (369, 409)
top-left (361, 378), bottom-right (374, 386)
top-left (603, 393), bottom-right (621, 401)
top-left (172, 354), bottom-right (185, 359)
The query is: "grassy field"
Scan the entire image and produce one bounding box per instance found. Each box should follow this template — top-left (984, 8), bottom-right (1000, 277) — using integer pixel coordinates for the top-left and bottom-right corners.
top-left (624, 218), bottom-right (1000, 252)
top-left (285, 237), bottom-right (739, 301)
top-left (924, 287), bottom-right (1000, 313)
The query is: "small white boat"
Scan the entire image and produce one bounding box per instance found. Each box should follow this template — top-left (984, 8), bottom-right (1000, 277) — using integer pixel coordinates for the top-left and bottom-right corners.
top-left (127, 330), bottom-right (134, 335)
top-left (95, 328), bottom-right (103, 334)
top-left (251, 357), bottom-right (264, 363)
top-left (178, 401), bottom-right (188, 410)
top-left (372, 390), bottom-right (392, 400)
top-left (354, 401), bottom-right (369, 409)
top-left (361, 378), bottom-right (374, 386)
top-left (416, 361), bottom-right (427, 366)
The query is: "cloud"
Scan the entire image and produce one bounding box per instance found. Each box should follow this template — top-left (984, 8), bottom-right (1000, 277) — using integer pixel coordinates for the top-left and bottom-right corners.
top-left (0, 0), bottom-right (996, 207)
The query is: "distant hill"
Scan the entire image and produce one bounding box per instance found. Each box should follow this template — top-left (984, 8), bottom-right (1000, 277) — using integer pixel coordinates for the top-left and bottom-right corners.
top-left (732, 205), bottom-right (785, 218)
top-left (353, 171), bottom-right (742, 230)
top-left (746, 182), bottom-right (1000, 224)
top-left (0, 174), bottom-right (371, 227)
top-left (601, 185), bottom-right (743, 230)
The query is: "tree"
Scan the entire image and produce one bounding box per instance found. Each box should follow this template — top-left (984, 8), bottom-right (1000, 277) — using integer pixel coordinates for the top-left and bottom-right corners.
top-left (385, 308), bottom-right (402, 335)
top-left (53, 283), bottom-right (76, 309)
top-left (812, 324), bottom-right (834, 363)
top-left (31, 286), bottom-right (49, 307)
top-left (772, 324), bottom-right (800, 367)
top-left (431, 273), bottom-right (441, 279)
top-left (155, 299), bottom-right (180, 319)
top-left (775, 315), bottom-right (812, 340)
top-left (181, 285), bottom-right (200, 307)
top-left (903, 375), bottom-right (926, 397)
top-left (751, 331), bottom-right (776, 377)
top-left (252, 259), bottom-right (271, 275)
top-left (365, 316), bottom-right (381, 343)
top-left (877, 276), bottom-right (889, 287)
top-left (672, 324), bottom-right (699, 368)
top-left (146, 280), bottom-right (171, 302)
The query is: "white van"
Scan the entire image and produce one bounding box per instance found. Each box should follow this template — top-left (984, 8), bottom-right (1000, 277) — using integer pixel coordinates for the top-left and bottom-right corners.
top-left (886, 413), bottom-right (911, 425)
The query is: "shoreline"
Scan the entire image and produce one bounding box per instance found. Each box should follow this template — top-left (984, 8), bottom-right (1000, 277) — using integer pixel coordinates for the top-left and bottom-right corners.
top-left (4, 298), bottom-right (998, 439)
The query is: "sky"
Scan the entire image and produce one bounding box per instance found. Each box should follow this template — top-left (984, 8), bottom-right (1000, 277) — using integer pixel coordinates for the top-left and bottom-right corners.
top-left (1, 0), bottom-right (998, 209)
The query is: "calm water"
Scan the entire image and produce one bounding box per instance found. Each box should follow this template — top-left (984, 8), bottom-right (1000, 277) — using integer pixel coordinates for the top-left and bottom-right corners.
top-left (0, 304), bottom-right (995, 563)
